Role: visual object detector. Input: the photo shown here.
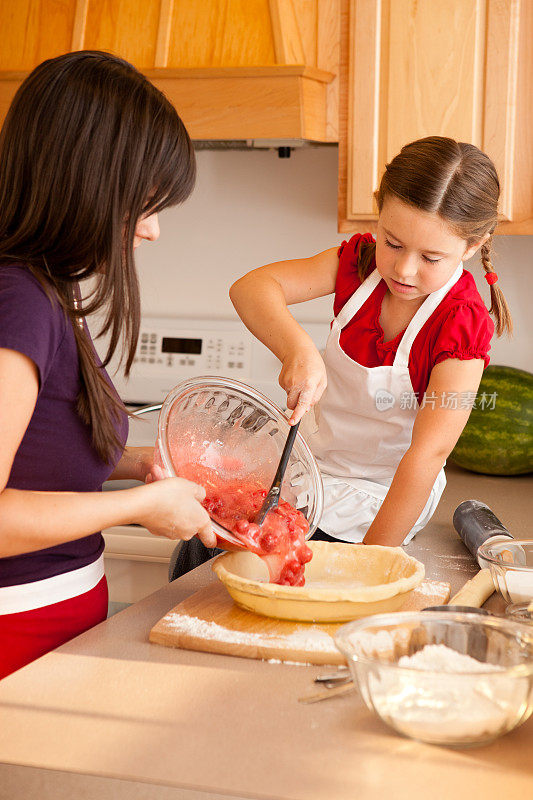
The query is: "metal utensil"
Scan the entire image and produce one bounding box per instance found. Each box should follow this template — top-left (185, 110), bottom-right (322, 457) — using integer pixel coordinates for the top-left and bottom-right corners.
top-left (299, 681), bottom-right (355, 704)
top-left (254, 421), bottom-right (300, 526)
top-left (423, 605), bottom-right (491, 615)
top-left (314, 667), bottom-right (350, 683)
top-left (314, 671), bottom-right (352, 689)
top-left (211, 524), bottom-right (248, 550)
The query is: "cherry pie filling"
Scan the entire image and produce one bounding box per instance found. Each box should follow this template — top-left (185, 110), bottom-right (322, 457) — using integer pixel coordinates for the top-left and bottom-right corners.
top-left (179, 464), bottom-right (313, 586)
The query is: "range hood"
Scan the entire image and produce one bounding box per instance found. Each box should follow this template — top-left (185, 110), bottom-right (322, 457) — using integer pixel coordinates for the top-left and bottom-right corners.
top-left (0, 1), bottom-right (339, 143)
top-left (145, 65), bottom-right (337, 143)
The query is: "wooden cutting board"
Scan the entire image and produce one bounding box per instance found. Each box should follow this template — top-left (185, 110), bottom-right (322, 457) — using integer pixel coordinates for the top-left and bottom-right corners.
top-left (149, 579), bottom-right (451, 666)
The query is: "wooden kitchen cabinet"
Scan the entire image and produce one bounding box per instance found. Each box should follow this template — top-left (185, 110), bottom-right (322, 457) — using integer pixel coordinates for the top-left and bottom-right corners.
top-left (338, 0), bottom-right (533, 234)
top-left (0, 0), bottom-right (339, 142)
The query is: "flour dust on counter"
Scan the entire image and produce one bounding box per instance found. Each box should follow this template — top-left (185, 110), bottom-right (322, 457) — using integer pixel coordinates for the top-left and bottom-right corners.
top-left (148, 578), bottom-right (451, 666)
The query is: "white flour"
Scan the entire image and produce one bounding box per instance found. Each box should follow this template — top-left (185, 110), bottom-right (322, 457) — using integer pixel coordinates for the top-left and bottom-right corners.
top-left (397, 644), bottom-right (500, 671)
top-left (369, 644), bottom-right (528, 743)
top-left (504, 571), bottom-right (533, 603)
top-left (165, 612), bottom-right (337, 653)
top-left (408, 580), bottom-right (449, 598)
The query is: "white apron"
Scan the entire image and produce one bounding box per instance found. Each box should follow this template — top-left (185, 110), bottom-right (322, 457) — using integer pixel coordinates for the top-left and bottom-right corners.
top-left (305, 264), bottom-right (464, 544)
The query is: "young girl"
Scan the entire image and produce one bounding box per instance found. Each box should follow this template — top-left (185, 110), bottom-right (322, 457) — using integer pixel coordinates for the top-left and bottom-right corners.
top-left (230, 137), bottom-right (512, 547)
top-left (0, 51), bottom-right (216, 679)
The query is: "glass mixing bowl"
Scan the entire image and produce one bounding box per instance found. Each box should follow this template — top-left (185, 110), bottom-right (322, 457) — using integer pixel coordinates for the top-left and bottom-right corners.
top-left (506, 604), bottom-right (533, 625)
top-left (477, 538), bottom-right (533, 604)
top-left (334, 611), bottom-right (533, 747)
top-left (155, 376), bottom-right (324, 543)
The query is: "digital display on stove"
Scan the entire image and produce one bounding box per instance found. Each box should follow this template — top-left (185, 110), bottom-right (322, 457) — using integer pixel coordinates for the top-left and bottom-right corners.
top-left (161, 337), bottom-right (202, 355)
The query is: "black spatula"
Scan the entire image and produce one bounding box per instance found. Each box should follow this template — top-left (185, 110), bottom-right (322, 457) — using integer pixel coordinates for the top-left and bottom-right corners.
top-left (254, 421), bottom-right (300, 526)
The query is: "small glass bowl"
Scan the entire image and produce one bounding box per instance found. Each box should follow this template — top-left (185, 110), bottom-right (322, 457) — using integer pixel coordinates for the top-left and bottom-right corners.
top-left (506, 604), bottom-right (533, 625)
top-left (477, 538), bottom-right (533, 604)
top-left (334, 611), bottom-right (533, 747)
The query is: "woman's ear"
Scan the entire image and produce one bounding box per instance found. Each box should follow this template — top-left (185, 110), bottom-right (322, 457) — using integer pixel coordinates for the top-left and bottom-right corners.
top-left (462, 233), bottom-right (490, 262)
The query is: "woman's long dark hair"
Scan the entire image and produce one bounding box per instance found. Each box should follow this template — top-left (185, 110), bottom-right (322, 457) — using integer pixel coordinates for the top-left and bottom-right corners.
top-left (358, 136), bottom-right (512, 336)
top-left (0, 51), bottom-right (196, 462)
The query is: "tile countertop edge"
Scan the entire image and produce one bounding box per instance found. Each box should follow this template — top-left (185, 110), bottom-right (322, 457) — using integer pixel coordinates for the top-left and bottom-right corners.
top-left (0, 463), bottom-right (531, 800)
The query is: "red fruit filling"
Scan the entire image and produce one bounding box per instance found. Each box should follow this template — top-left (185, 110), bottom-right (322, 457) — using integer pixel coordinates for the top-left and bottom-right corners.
top-left (179, 464), bottom-right (312, 586)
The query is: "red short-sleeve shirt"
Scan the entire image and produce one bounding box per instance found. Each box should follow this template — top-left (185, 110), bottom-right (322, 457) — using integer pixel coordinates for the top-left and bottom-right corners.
top-left (334, 233), bottom-right (494, 401)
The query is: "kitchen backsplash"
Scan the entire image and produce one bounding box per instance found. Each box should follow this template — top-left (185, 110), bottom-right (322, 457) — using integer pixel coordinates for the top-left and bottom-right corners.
top-left (134, 146), bottom-right (531, 372)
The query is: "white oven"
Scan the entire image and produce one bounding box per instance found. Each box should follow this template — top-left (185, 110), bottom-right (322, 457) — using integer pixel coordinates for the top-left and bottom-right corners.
top-left (99, 316), bottom-right (328, 606)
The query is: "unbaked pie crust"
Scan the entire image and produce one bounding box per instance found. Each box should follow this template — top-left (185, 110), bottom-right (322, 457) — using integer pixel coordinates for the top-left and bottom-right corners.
top-left (213, 541), bottom-right (425, 622)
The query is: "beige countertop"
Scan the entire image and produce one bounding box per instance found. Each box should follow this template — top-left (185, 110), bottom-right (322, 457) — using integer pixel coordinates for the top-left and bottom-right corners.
top-left (0, 463), bottom-right (532, 800)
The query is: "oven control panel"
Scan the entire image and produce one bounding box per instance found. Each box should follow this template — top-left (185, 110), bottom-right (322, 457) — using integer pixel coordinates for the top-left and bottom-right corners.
top-left (96, 315), bottom-right (328, 406)
top-left (134, 326), bottom-right (251, 378)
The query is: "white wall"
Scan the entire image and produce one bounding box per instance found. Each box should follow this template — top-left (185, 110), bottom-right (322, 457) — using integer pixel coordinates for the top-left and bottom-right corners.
top-left (135, 146), bottom-right (532, 371)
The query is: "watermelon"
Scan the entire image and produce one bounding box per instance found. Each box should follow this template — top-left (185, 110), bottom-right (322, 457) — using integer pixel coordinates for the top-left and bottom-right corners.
top-left (450, 365), bottom-right (533, 476)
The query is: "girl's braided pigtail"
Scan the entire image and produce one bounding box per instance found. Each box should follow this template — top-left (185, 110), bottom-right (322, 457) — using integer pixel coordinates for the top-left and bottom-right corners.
top-left (480, 236), bottom-right (513, 336)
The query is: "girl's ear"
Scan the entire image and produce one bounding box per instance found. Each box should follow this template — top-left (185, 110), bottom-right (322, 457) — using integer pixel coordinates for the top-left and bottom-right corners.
top-left (462, 233), bottom-right (490, 262)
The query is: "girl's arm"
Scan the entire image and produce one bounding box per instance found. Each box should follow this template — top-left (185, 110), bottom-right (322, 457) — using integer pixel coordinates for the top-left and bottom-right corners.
top-left (0, 348), bottom-right (216, 557)
top-left (230, 247), bottom-right (339, 424)
top-left (363, 358), bottom-right (484, 546)
top-left (107, 446), bottom-right (154, 483)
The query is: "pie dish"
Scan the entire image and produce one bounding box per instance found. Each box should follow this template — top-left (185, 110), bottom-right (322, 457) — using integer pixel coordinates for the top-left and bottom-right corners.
top-left (212, 541), bottom-right (425, 622)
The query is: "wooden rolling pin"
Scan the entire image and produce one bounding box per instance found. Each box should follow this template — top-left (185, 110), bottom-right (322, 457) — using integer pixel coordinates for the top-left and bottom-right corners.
top-left (447, 568), bottom-right (495, 607)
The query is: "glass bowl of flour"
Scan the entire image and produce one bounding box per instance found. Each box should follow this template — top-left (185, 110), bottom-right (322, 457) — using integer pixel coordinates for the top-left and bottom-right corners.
top-left (477, 538), bottom-right (533, 604)
top-left (334, 611), bottom-right (533, 747)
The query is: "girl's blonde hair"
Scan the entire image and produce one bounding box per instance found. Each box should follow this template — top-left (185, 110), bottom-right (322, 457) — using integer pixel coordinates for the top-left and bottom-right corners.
top-left (358, 136), bottom-right (512, 336)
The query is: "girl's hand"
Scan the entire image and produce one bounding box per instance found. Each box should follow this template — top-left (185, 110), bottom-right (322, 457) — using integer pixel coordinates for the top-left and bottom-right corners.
top-left (136, 476), bottom-right (216, 548)
top-left (135, 446), bottom-right (156, 483)
top-left (279, 345), bottom-right (327, 425)
top-left (145, 458), bottom-right (163, 485)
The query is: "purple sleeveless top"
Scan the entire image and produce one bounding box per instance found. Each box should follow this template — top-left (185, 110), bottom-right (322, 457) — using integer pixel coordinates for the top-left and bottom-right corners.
top-left (0, 264), bottom-right (129, 587)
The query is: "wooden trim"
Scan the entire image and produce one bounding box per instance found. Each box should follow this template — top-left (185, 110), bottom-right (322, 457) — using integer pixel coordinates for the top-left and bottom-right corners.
top-left (471, 0), bottom-right (487, 147)
top-left (317, 0), bottom-right (340, 141)
top-left (269, 0), bottom-right (305, 64)
top-left (154, 0), bottom-right (175, 68)
top-left (148, 73), bottom-right (328, 140)
top-left (377, 0), bottom-right (389, 208)
top-left (0, 69), bottom-right (330, 140)
top-left (337, 0), bottom-right (350, 230)
top-left (495, 217), bottom-right (533, 235)
top-left (339, 219), bottom-right (378, 234)
top-left (143, 65), bottom-right (334, 81)
top-left (347, 0), bottom-right (382, 219)
top-left (511, 0), bottom-right (533, 223)
top-left (0, 65), bottom-right (334, 83)
top-left (71, 0), bottom-right (89, 51)
top-left (300, 72), bottom-right (329, 140)
top-left (483, 0), bottom-right (521, 222)
top-left (0, 72), bottom-right (40, 81)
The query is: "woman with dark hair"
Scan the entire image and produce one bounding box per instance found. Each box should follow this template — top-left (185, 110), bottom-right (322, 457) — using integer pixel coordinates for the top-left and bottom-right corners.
top-left (0, 51), bottom-right (216, 679)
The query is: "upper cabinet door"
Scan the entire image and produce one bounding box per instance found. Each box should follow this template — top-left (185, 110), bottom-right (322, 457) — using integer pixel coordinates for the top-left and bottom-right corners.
top-left (0, 0), bottom-right (77, 70)
top-left (0, 0), bottom-right (340, 142)
top-left (339, 0), bottom-right (533, 234)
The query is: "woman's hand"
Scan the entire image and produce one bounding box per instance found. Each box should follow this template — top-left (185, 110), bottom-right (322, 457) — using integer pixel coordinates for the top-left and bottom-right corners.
top-left (279, 345), bottom-right (327, 425)
top-left (136, 474), bottom-right (216, 548)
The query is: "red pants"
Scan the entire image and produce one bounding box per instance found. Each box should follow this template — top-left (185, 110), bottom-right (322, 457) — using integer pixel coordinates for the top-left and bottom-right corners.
top-left (0, 575), bottom-right (108, 680)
